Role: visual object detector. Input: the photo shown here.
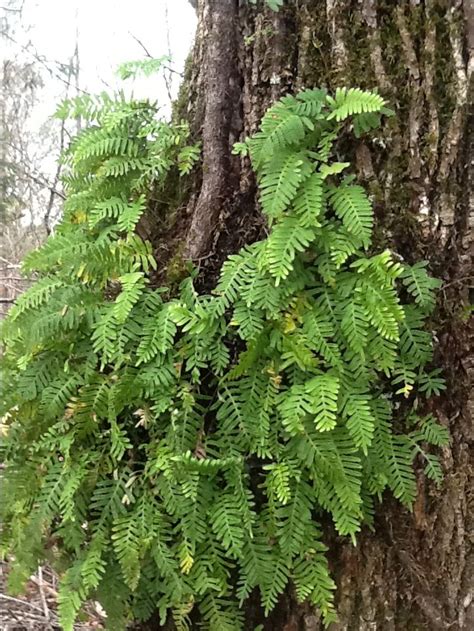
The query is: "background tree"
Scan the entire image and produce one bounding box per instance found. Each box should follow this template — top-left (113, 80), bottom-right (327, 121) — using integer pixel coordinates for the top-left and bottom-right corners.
top-left (0, 2), bottom-right (80, 314)
top-left (0, 53), bottom-right (47, 313)
top-left (171, 1), bottom-right (472, 629)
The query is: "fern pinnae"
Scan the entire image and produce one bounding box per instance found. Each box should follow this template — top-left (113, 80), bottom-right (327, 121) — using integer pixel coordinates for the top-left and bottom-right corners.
top-left (0, 86), bottom-right (446, 629)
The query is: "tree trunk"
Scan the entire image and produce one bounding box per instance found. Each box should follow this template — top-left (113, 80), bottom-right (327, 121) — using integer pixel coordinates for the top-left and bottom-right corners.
top-left (163, 1), bottom-right (473, 629)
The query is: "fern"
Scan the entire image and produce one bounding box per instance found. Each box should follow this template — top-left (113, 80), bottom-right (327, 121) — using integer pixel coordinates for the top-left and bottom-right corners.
top-left (275, 479), bottom-right (313, 555)
top-left (412, 413), bottom-right (450, 447)
top-left (248, 0), bottom-right (284, 11)
top-left (400, 261), bottom-right (441, 311)
top-left (0, 87), bottom-right (446, 631)
top-left (211, 494), bottom-right (247, 557)
top-left (259, 149), bottom-right (311, 217)
top-left (327, 87), bottom-right (386, 121)
top-left (264, 215), bottom-right (316, 282)
top-left (81, 535), bottom-right (107, 591)
top-left (117, 57), bottom-right (171, 80)
top-left (293, 551), bottom-right (336, 624)
top-left (7, 276), bottom-right (63, 319)
top-left (112, 510), bottom-right (142, 590)
top-left (136, 301), bottom-right (178, 364)
top-left (253, 103), bottom-right (307, 163)
top-left (89, 195), bottom-right (147, 232)
top-left (293, 173), bottom-right (324, 227)
top-left (341, 392), bottom-right (375, 454)
top-left (329, 184), bottom-right (373, 247)
top-left (306, 373), bottom-right (340, 432)
top-left (340, 299), bottom-right (369, 355)
top-left (418, 369), bottom-right (447, 397)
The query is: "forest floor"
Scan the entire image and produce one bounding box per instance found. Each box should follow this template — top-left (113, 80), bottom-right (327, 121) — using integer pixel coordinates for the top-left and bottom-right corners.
top-left (0, 561), bottom-right (104, 631)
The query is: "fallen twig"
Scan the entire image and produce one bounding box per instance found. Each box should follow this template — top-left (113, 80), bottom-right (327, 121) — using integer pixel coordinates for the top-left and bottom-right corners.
top-left (0, 592), bottom-right (45, 614)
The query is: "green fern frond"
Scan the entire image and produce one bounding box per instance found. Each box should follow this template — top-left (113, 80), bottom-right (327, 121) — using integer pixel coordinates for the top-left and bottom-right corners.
top-left (422, 452), bottom-right (444, 485)
top-left (259, 150), bottom-right (311, 218)
top-left (89, 195), bottom-right (147, 232)
top-left (329, 185), bottom-right (373, 247)
top-left (211, 493), bottom-right (247, 558)
top-left (0, 86), bottom-right (445, 631)
top-left (213, 247), bottom-right (257, 314)
top-left (400, 262), bottom-right (441, 312)
top-left (57, 573), bottom-right (87, 631)
top-left (231, 302), bottom-right (265, 340)
top-left (341, 392), bottom-right (375, 454)
top-left (306, 373), bottom-right (340, 432)
top-left (373, 417), bottom-right (416, 506)
top-left (112, 509), bottom-right (142, 590)
top-left (413, 414), bottom-right (449, 446)
top-left (250, 101), bottom-right (308, 165)
top-left (261, 554), bottom-right (290, 615)
top-left (81, 535), bottom-right (107, 591)
top-left (293, 88), bottom-right (327, 117)
top-left (418, 369), bottom-right (446, 397)
top-left (293, 551), bottom-right (336, 624)
top-left (399, 305), bottom-right (433, 365)
top-left (327, 87), bottom-right (385, 122)
top-left (276, 479), bottom-right (313, 555)
top-left (264, 215), bottom-right (316, 283)
top-left (114, 272), bottom-right (147, 323)
top-left (117, 57), bottom-right (170, 80)
top-left (293, 173), bottom-right (324, 228)
top-left (340, 299), bottom-right (368, 355)
top-left (8, 276), bottom-right (63, 320)
top-left (200, 593), bottom-right (245, 631)
top-left (303, 309), bottom-right (342, 368)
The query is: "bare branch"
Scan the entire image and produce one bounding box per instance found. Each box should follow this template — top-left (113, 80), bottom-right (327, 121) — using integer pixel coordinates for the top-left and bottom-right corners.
top-left (128, 31), bottom-right (183, 77)
top-left (163, 3), bottom-right (174, 101)
top-left (37, 566), bottom-right (50, 622)
top-left (129, 32), bottom-right (153, 58)
top-left (1, 31), bottom-right (90, 95)
top-left (16, 170), bottom-right (66, 200)
top-left (43, 43), bottom-right (77, 233)
top-left (0, 256), bottom-right (21, 268)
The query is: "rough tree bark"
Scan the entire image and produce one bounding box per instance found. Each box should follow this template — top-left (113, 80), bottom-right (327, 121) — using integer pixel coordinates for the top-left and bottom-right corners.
top-left (153, 1), bottom-right (473, 629)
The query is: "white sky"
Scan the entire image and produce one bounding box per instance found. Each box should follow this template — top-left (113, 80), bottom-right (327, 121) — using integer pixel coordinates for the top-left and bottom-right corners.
top-left (2, 0), bottom-right (197, 118)
top-left (0, 0), bottom-right (196, 225)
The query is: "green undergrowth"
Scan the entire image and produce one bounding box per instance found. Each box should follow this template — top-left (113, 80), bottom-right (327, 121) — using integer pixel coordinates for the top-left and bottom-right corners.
top-left (0, 86), bottom-right (448, 630)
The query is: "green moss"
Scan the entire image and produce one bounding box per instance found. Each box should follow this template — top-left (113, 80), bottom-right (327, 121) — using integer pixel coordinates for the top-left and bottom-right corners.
top-left (344, 10), bottom-right (376, 90)
top-left (171, 52), bottom-right (193, 124)
top-left (379, 2), bottom-right (410, 114)
top-left (407, 3), bottom-right (425, 54)
top-left (431, 5), bottom-right (457, 136)
top-left (165, 249), bottom-right (190, 285)
top-left (295, 4), bottom-right (332, 88)
top-left (244, 26), bottom-right (274, 47)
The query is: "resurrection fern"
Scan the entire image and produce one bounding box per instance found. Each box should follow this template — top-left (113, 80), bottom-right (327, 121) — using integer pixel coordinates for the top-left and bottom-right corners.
top-left (0, 87), bottom-right (447, 630)
top-left (248, 0), bottom-right (284, 10)
top-left (116, 57), bottom-right (171, 81)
